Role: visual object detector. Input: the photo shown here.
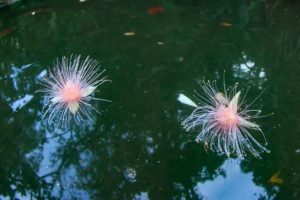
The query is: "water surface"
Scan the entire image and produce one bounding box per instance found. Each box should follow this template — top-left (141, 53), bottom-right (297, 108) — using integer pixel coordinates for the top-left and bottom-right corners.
top-left (0, 0), bottom-right (300, 199)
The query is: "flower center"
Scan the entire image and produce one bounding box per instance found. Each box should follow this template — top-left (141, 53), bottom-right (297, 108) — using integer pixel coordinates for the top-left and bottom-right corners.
top-left (215, 105), bottom-right (239, 129)
top-left (60, 80), bottom-right (82, 102)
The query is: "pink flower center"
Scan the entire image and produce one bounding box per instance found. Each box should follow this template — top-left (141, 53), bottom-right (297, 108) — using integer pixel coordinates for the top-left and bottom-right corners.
top-left (60, 81), bottom-right (82, 102)
top-left (215, 106), bottom-right (240, 130)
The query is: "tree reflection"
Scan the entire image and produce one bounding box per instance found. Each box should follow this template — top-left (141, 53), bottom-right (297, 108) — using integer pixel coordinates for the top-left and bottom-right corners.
top-left (0, 63), bottom-right (49, 199)
top-left (0, 0), bottom-right (300, 199)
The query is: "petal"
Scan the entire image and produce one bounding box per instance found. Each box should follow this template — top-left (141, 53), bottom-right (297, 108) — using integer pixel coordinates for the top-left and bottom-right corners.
top-left (177, 93), bottom-right (197, 107)
top-left (239, 117), bottom-right (259, 128)
top-left (68, 101), bottom-right (79, 114)
top-left (229, 91), bottom-right (241, 112)
top-left (51, 96), bottom-right (63, 103)
top-left (81, 86), bottom-right (96, 97)
top-left (215, 92), bottom-right (229, 105)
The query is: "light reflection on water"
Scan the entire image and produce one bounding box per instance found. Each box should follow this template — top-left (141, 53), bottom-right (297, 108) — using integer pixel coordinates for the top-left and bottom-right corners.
top-left (194, 159), bottom-right (267, 200)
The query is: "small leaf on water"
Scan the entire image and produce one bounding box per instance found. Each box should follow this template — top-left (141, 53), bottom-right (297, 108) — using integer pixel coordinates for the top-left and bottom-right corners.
top-left (147, 6), bottom-right (165, 15)
top-left (177, 93), bottom-right (197, 108)
top-left (269, 171), bottom-right (284, 184)
top-left (0, 27), bottom-right (16, 37)
top-left (219, 22), bottom-right (233, 27)
top-left (123, 32), bottom-right (135, 36)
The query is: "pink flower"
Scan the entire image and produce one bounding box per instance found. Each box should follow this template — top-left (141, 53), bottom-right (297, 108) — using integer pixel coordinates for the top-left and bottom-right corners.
top-left (178, 81), bottom-right (270, 158)
top-left (38, 55), bottom-right (110, 126)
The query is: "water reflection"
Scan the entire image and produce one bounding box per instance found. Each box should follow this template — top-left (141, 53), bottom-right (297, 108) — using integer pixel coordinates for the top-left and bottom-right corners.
top-left (1, 0), bottom-right (300, 199)
top-left (194, 159), bottom-right (267, 200)
top-left (232, 52), bottom-right (267, 89)
top-left (0, 63), bottom-right (48, 199)
top-left (133, 192), bottom-right (149, 200)
top-left (30, 129), bottom-right (93, 199)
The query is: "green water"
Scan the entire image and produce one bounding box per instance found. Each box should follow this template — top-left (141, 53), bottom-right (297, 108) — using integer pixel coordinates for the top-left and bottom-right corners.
top-left (0, 0), bottom-right (300, 199)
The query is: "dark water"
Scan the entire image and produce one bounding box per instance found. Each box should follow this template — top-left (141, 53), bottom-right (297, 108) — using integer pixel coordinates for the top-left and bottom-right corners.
top-left (1, 0), bottom-right (300, 199)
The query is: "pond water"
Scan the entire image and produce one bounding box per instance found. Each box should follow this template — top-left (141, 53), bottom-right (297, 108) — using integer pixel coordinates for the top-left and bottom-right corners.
top-left (0, 0), bottom-right (300, 199)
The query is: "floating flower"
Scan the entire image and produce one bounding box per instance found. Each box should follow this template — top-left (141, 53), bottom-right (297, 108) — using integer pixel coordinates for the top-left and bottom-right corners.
top-left (38, 55), bottom-right (110, 126)
top-left (178, 81), bottom-right (270, 158)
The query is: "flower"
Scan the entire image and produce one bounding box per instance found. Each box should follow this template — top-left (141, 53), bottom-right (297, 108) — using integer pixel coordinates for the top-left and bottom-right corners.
top-left (178, 81), bottom-right (270, 158)
top-left (38, 55), bottom-right (110, 126)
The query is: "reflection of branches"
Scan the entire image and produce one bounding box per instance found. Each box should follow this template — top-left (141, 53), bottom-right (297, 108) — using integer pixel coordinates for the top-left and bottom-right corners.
top-left (38, 131), bottom-right (76, 199)
top-left (235, 2), bottom-right (300, 199)
top-left (0, 79), bottom-right (48, 198)
top-left (0, 0), bottom-right (300, 199)
top-left (0, 128), bottom-right (48, 199)
top-left (41, 164), bottom-right (65, 200)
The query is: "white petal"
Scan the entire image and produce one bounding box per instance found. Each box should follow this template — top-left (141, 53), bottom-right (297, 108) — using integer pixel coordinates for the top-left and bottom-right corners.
top-left (177, 93), bottom-right (197, 107)
top-left (229, 91), bottom-right (241, 112)
top-left (215, 92), bottom-right (229, 105)
top-left (51, 96), bottom-right (63, 103)
top-left (81, 86), bottom-right (96, 97)
top-left (68, 101), bottom-right (79, 114)
top-left (239, 117), bottom-right (259, 128)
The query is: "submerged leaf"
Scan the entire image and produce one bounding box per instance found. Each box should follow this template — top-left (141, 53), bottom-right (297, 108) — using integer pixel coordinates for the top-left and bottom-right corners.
top-left (269, 171), bottom-right (284, 184)
top-left (147, 6), bottom-right (165, 15)
top-left (0, 27), bottom-right (16, 37)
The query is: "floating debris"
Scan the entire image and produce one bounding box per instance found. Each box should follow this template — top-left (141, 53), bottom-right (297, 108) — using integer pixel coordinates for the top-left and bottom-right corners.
top-left (123, 32), bottom-right (135, 36)
top-left (147, 6), bottom-right (165, 15)
top-left (0, 27), bottom-right (16, 37)
top-left (178, 56), bottom-right (184, 62)
top-left (24, 8), bottom-right (47, 16)
top-left (177, 93), bottom-right (197, 108)
top-left (123, 167), bottom-right (137, 182)
top-left (269, 171), bottom-right (284, 184)
top-left (219, 22), bottom-right (233, 28)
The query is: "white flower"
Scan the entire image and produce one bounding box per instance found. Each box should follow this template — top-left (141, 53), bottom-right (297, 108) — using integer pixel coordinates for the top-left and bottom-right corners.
top-left (178, 81), bottom-right (270, 158)
top-left (38, 55), bottom-right (110, 126)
